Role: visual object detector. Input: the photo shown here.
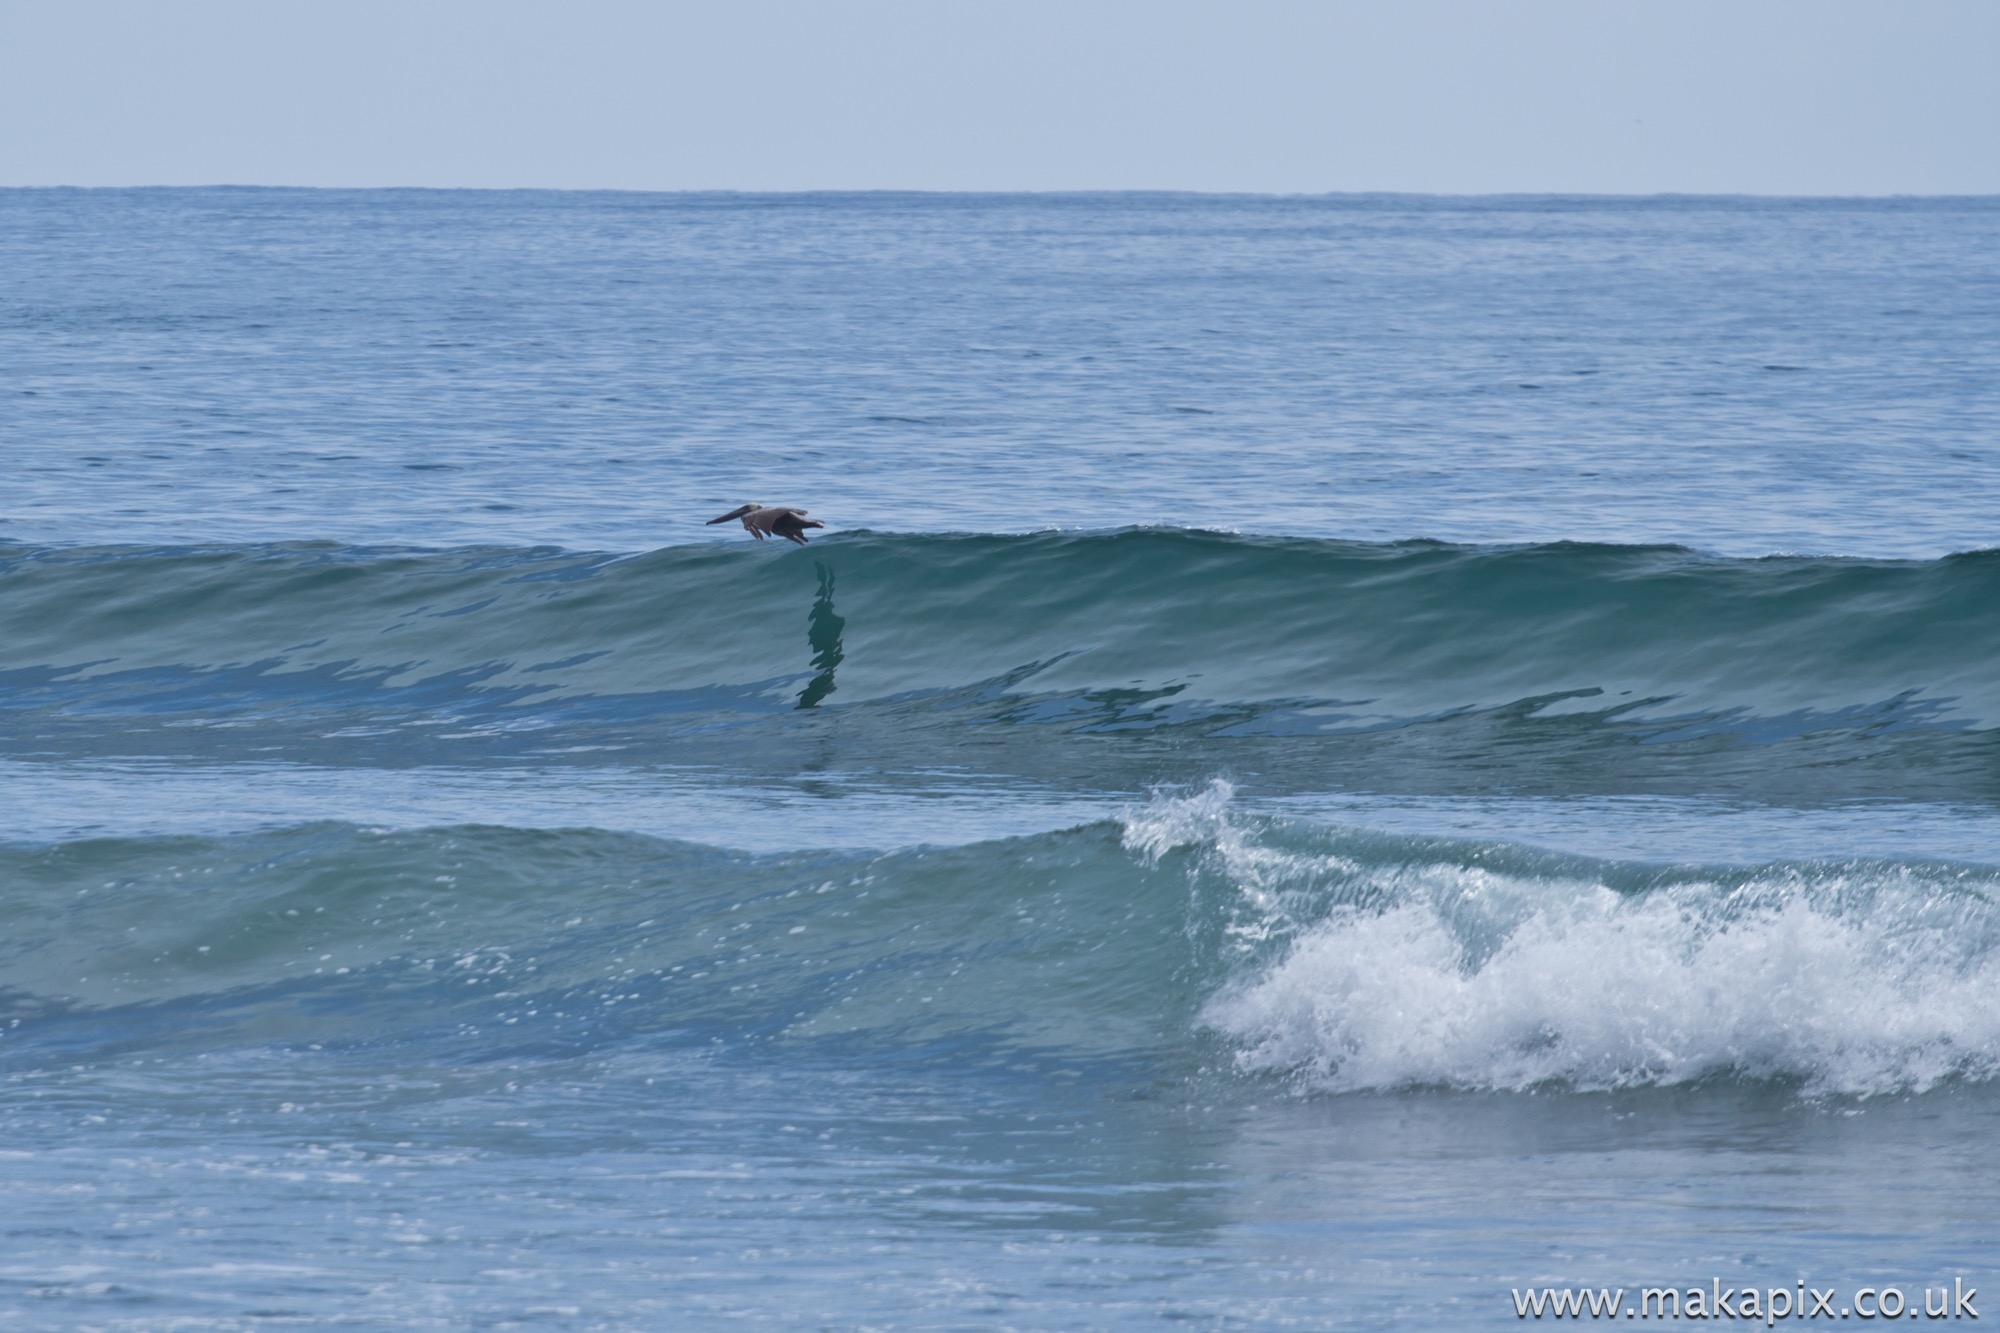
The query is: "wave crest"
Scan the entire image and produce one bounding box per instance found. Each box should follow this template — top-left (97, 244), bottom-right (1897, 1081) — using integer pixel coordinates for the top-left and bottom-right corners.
top-left (1133, 784), bottom-right (2000, 1096)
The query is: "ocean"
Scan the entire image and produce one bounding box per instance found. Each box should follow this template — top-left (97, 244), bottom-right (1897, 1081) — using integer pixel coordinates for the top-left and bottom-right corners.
top-left (3, 189), bottom-right (1999, 1327)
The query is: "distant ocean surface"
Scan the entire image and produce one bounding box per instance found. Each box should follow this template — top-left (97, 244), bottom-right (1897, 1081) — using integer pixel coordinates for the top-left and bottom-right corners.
top-left (3, 190), bottom-right (1999, 1327)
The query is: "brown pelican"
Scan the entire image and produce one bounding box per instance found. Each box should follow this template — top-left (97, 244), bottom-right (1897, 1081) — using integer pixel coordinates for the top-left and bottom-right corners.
top-left (707, 503), bottom-right (825, 546)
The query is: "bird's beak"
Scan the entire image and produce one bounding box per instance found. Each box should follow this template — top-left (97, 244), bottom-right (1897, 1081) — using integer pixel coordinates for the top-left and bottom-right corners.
top-left (707, 505), bottom-right (757, 525)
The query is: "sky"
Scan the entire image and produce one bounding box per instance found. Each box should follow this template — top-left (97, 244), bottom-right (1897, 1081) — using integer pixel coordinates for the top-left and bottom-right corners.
top-left (1, 0), bottom-right (1996, 195)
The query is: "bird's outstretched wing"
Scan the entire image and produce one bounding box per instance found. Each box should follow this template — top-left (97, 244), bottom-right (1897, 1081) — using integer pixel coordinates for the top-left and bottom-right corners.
top-left (766, 509), bottom-right (826, 545)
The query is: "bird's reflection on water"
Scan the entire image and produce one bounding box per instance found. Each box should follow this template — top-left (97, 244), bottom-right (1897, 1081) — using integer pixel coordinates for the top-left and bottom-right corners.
top-left (797, 561), bottom-right (845, 708)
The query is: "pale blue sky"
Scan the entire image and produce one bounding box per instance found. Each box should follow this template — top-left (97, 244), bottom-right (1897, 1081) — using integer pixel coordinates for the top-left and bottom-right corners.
top-left (2, 0), bottom-right (1996, 194)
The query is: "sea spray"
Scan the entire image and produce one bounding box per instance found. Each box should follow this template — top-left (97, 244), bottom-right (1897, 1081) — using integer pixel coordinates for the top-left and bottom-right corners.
top-left (1130, 783), bottom-right (2000, 1095)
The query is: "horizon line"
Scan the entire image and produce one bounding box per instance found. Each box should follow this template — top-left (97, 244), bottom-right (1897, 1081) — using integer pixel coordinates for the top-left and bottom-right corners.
top-left (6, 184), bottom-right (1999, 202)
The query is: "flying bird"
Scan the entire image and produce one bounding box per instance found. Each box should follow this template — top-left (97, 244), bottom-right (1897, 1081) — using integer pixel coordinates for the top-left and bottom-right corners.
top-left (707, 503), bottom-right (825, 546)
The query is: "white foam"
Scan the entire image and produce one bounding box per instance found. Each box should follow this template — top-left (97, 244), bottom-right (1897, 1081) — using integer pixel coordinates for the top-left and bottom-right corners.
top-left (1131, 782), bottom-right (2000, 1096)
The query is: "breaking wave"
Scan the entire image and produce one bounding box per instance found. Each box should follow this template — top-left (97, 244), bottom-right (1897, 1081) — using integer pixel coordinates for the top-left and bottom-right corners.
top-left (7, 782), bottom-right (2000, 1099)
top-left (1137, 783), bottom-right (2000, 1097)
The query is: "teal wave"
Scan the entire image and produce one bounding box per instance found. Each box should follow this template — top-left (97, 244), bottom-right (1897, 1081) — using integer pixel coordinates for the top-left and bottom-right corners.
top-left (8, 802), bottom-right (2000, 1096)
top-left (3, 533), bottom-right (1998, 800)
top-left (4, 531), bottom-right (1996, 715)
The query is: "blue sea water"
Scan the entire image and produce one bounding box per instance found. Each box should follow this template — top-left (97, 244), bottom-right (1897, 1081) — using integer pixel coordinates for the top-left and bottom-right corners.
top-left (2, 189), bottom-right (1999, 1327)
